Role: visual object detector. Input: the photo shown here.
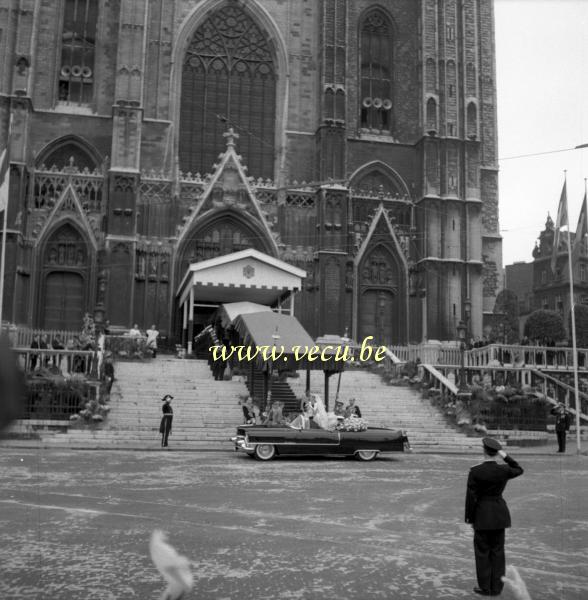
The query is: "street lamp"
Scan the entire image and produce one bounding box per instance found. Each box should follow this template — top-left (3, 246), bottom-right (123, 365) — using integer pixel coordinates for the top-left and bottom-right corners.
top-left (464, 298), bottom-right (472, 340)
top-left (457, 320), bottom-right (468, 393)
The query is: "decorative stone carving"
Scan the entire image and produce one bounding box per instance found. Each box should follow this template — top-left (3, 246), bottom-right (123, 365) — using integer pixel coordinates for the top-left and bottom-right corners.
top-left (361, 250), bottom-right (397, 288)
top-left (43, 224), bottom-right (87, 268)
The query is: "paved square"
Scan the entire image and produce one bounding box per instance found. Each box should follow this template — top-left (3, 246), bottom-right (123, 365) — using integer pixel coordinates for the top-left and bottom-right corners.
top-left (0, 449), bottom-right (586, 599)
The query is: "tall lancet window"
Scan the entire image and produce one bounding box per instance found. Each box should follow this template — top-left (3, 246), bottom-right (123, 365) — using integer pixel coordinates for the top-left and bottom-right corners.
top-left (359, 10), bottom-right (394, 133)
top-left (59, 0), bottom-right (98, 104)
top-left (180, 4), bottom-right (276, 179)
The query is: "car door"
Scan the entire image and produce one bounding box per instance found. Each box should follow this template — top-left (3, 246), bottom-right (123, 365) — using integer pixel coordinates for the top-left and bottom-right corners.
top-left (291, 428), bottom-right (341, 455)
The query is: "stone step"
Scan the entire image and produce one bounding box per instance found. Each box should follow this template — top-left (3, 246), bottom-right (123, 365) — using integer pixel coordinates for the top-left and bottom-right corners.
top-left (17, 358), bottom-right (482, 450)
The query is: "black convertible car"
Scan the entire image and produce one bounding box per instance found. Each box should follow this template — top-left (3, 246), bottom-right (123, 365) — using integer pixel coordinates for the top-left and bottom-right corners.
top-left (230, 425), bottom-right (411, 461)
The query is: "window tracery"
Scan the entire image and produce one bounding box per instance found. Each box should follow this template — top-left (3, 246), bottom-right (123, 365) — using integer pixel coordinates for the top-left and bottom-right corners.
top-left (180, 5), bottom-right (276, 178)
top-left (360, 10), bottom-right (394, 133)
top-left (59, 0), bottom-right (98, 104)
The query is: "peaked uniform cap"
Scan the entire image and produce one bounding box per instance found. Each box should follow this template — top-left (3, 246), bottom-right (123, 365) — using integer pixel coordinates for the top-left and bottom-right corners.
top-left (482, 437), bottom-right (502, 452)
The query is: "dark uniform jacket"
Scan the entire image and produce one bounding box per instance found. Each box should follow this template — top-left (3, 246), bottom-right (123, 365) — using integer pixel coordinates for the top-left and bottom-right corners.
top-left (159, 403), bottom-right (173, 434)
top-left (465, 456), bottom-right (523, 530)
top-left (551, 407), bottom-right (571, 432)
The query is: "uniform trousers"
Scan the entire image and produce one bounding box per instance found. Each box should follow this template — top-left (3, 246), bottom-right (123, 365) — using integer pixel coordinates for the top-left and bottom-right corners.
top-left (160, 414), bottom-right (173, 447)
top-left (474, 528), bottom-right (505, 594)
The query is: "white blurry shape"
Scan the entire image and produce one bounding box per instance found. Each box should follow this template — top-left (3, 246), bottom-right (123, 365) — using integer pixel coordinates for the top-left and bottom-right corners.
top-left (150, 529), bottom-right (194, 600)
top-left (501, 565), bottom-right (532, 600)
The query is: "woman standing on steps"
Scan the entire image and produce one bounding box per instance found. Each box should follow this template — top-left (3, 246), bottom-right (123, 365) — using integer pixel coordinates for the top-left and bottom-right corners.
top-left (159, 395), bottom-right (174, 448)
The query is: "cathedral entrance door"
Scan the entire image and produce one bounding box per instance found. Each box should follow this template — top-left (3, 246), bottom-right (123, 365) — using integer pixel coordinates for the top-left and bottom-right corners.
top-left (357, 246), bottom-right (402, 347)
top-left (43, 272), bottom-right (85, 330)
top-left (358, 289), bottom-right (396, 347)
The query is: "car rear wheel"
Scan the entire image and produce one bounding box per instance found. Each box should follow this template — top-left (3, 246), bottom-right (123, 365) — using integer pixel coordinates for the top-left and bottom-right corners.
top-left (355, 450), bottom-right (379, 461)
top-left (254, 444), bottom-right (276, 461)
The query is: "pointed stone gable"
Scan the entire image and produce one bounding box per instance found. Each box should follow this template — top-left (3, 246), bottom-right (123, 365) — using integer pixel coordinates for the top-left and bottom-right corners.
top-left (177, 129), bottom-right (279, 255)
top-left (356, 203), bottom-right (409, 271)
top-left (35, 183), bottom-right (99, 249)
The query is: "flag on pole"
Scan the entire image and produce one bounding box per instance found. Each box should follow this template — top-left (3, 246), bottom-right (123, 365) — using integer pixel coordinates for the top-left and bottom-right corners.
top-left (573, 191), bottom-right (588, 258)
top-left (551, 180), bottom-right (568, 273)
top-left (0, 146), bottom-right (9, 212)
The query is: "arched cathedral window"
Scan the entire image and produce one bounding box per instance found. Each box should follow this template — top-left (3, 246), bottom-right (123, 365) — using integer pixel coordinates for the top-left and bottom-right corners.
top-left (359, 10), bottom-right (394, 133)
top-left (58, 0), bottom-right (98, 104)
top-left (180, 4), bottom-right (276, 179)
top-left (40, 141), bottom-right (98, 171)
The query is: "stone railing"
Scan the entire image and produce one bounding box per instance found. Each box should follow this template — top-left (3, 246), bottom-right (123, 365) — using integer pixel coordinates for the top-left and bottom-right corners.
top-left (467, 344), bottom-right (588, 370)
top-left (389, 342), bottom-right (588, 371)
top-left (9, 327), bottom-right (81, 348)
top-left (388, 342), bottom-right (463, 366)
top-left (13, 348), bottom-right (97, 378)
top-left (529, 369), bottom-right (588, 421)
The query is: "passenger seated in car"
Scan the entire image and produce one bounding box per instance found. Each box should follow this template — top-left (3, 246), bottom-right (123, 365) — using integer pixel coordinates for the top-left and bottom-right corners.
top-left (240, 397), bottom-right (257, 424)
top-left (344, 398), bottom-right (362, 418)
top-left (263, 401), bottom-right (285, 427)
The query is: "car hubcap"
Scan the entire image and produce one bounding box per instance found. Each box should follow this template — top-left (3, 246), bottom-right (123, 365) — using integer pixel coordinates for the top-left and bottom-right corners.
top-left (357, 450), bottom-right (377, 461)
top-left (256, 444), bottom-right (274, 459)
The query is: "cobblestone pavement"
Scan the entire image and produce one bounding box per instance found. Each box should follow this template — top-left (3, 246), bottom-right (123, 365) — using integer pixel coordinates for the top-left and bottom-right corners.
top-left (0, 449), bottom-right (586, 600)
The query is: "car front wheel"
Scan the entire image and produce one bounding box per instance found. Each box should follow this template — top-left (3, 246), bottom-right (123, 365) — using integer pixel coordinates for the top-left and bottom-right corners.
top-left (355, 450), bottom-right (379, 461)
top-left (254, 444), bottom-right (276, 461)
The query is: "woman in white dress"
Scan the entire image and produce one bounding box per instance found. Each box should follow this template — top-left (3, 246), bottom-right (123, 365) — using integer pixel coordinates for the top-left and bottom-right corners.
top-left (312, 394), bottom-right (339, 431)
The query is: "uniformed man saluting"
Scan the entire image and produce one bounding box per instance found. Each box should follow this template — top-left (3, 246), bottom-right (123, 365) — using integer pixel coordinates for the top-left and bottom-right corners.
top-left (465, 437), bottom-right (524, 596)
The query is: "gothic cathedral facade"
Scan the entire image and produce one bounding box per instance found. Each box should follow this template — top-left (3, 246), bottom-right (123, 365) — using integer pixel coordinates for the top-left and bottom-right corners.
top-left (0, 0), bottom-right (501, 344)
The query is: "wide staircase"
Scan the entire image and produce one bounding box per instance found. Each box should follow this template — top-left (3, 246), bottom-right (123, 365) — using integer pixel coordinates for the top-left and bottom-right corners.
top-left (39, 357), bottom-right (248, 449)
top-left (287, 368), bottom-right (483, 451)
top-left (25, 359), bottom-right (481, 451)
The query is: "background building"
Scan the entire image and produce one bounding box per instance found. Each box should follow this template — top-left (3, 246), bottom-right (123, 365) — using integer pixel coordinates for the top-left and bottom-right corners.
top-left (504, 260), bottom-right (533, 320)
top-left (0, 0), bottom-right (501, 344)
top-left (530, 215), bottom-right (588, 322)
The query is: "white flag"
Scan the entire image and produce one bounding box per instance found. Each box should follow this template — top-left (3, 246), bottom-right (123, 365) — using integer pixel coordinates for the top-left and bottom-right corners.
top-left (551, 180), bottom-right (568, 273)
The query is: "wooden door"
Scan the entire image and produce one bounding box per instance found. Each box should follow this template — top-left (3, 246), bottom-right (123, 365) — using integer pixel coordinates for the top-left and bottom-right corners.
top-left (43, 272), bottom-right (85, 330)
top-left (358, 289), bottom-right (395, 347)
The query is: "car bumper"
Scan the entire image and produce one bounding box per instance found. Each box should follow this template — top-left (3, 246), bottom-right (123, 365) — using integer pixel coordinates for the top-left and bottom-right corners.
top-left (230, 435), bottom-right (255, 453)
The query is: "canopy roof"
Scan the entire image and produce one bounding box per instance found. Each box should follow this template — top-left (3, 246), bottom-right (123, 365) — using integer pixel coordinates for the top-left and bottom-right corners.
top-left (177, 249), bottom-right (306, 306)
top-left (232, 311), bottom-right (344, 372)
top-left (218, 301), bottom-right (272, 328)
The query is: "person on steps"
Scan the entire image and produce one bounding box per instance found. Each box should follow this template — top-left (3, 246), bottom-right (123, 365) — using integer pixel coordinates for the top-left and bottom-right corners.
top-left (159, 395), bottom-right (174, 448)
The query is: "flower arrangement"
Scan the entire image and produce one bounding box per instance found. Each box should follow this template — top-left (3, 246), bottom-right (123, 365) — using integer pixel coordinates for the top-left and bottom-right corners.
top-left (336, 416), bottom-right (368, 432)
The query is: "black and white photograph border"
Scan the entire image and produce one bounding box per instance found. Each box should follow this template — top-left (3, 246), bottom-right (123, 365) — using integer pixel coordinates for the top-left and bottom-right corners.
top-left (0, 0), bottom-right (587, 599)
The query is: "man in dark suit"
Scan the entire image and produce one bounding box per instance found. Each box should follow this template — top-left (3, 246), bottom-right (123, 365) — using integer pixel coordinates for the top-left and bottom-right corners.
top-left (465, 437), bottom-right (524, 596)
top-left (550, 402), bottom-right (571, 453)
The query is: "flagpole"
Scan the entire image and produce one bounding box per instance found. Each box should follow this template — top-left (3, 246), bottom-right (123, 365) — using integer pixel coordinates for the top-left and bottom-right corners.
top-left (0, 196), bottom-right (7, 329)
top-left (563, 172), bottom-right (581, 454)
top-left (574, 177), bottom-right (588, 454)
